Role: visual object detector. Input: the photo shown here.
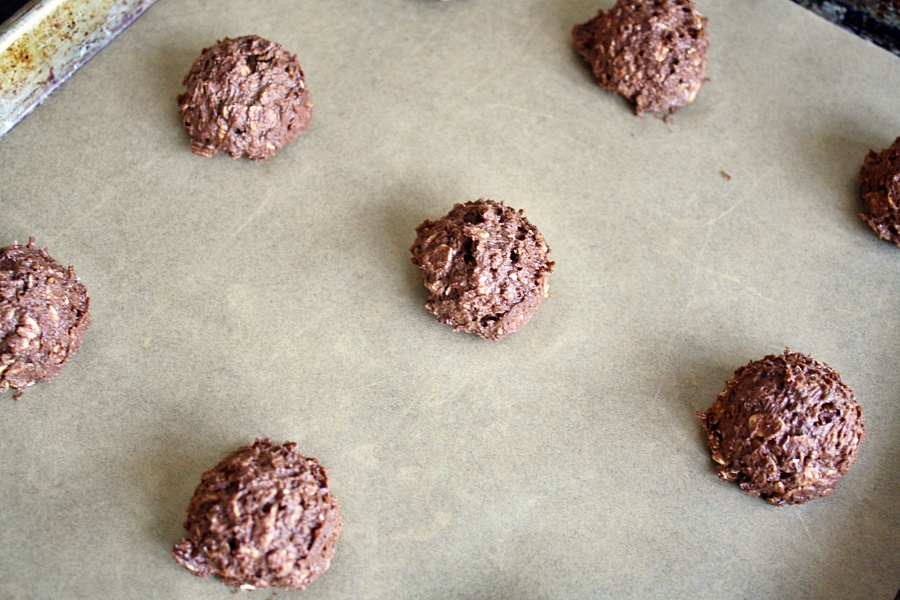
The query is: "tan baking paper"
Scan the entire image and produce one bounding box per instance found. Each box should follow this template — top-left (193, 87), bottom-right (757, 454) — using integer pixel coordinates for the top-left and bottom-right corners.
top-left (0, 1), bottom-right (898, 598)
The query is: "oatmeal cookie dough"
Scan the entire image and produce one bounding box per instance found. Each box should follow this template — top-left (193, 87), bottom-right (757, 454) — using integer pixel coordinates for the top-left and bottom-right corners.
top-left (0, 239), bottom-right (90, 399)
top-left (572, 0), bottom-right (709, 115)
top-left (698, 350), bottom-right (865, 506)
top-left (173, 438), bottom-right (341, 590)
top-left (858, 136), bottom-right (900, 246)
top-left (178, 35), bottom-right (313, 161)
top-left (410, 199), bottom-right (553, 341)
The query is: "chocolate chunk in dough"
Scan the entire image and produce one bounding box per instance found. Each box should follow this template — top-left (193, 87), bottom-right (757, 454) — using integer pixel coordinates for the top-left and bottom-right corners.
top-left (0, 239), bottom-right (90, 399)
top-left (572, 0), bottom-right (709, 115)
top-left (698, 350), bottom-right (865, 506)
top-left (178, 35), bottom-right (313, 161)
top-left (410, 199), bottom-right (554, 341)
top-left (173, 438), bottom-right (341, 590)
top-left (858, 136), bottom-right (900, 246)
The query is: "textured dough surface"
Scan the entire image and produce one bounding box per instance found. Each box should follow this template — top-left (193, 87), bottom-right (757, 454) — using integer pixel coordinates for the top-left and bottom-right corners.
top-left (859, 136), bottom-right (900, 246)
top-left (410, 199), bottom-right (553, 341)
top-left (173, 438), bottom-right (341, 590)
top-left (572, 0), bottom-right (709, 115)
top-left (699, 350), bottom-right (865, 506)
top-left (0, 239), bottom-right (90, 398)
top-left (178, 35), bottom-right (313, 161)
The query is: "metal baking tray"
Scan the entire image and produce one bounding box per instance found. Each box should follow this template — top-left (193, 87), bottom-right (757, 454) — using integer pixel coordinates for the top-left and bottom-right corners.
top-left (0, 0), bottom-right (156, 137)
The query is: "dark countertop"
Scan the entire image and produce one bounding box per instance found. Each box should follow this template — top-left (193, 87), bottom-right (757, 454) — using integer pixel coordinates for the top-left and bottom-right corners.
top-left (791, 0), bottom-right (900, 55)
top-left (0, 1), bottom-right (29, 25)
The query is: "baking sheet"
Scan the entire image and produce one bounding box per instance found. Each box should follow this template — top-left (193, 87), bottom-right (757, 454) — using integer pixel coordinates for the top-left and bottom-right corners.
top-left (0, 1), bottom-right (898, 598)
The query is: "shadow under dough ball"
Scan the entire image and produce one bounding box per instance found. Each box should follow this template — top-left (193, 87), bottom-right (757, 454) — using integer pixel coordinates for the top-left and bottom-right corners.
top-left (410, 199), bottom-right (554, 341)
top-left (173, 438), bottom-right (341, 590)
top-left (572, 0), bottom-right (708, 115)
top-left (178, 35), bottom-right (313, 161)
top-left (698, 350), bottom-right (865, 506)
top-left (858, 135), bottom-right (900, 246)
top-left (0, 239), bottom-right (90, 399)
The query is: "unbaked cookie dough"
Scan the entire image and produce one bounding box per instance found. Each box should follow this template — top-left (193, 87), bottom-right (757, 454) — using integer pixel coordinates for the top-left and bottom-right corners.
top-left (858, 136), bottom-right (900, 246)
top-left (698, 350), bottom-right (865, 506)
top-left (0, 239), bottom-right (90, 399)
top-left (173, 438), bottom-right (341, 590)
top-left (178, 35), bottom-right (313, 161)
top-left (410, 199), bottom-right (553, 341)
top-left (572, 0), bottom-right (709, 115)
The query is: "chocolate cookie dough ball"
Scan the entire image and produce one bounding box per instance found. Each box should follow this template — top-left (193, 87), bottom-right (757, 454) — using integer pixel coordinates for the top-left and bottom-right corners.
top-left (173, 438), bottom-right (341, 590)
top-left (572, 0), bottom-right (709, 115)
top-left (698, 350), bottom-right (865, 506)
top-left (0, 239), bottom-right (90, 399)
top-left (178, 35), bottom-right (313, 161)
top-left (410, 199), bottom-right (554, 341)
top-left (858, 136), bottom-right (900, 246)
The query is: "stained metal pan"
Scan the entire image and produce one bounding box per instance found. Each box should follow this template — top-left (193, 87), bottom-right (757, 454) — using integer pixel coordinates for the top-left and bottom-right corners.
top-left (0, 0), bottom-right (156, 137)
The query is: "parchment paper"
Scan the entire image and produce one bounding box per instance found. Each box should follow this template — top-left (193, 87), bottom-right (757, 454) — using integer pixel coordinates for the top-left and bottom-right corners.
top-left (0, 1), bottom-right (898, 598)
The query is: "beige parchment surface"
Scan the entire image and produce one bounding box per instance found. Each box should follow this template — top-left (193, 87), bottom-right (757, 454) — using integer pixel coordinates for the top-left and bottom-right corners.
top-left (0, 1), bottom-right (898, 598)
